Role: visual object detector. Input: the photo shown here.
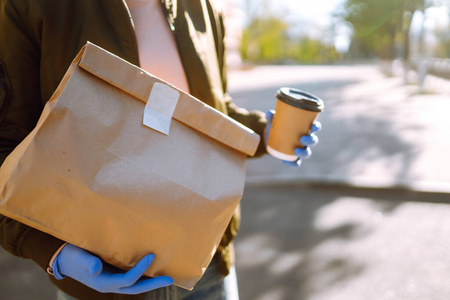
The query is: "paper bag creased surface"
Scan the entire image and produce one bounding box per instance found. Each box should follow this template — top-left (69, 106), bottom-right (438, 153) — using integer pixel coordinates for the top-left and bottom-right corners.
top-left (0, 42), bottom-right (260, 290)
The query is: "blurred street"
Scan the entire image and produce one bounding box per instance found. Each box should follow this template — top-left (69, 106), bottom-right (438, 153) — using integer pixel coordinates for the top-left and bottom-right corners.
top-left (230, 64), bottom-right (450, 300)
top-left (1, 64), bottom-right (449, 299)
top-left (229, 63), bottom-right (450, 191)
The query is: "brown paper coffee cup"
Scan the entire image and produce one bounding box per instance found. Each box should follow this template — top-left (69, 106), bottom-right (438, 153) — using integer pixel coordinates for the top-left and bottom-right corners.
top-left (267, 87), bottom-right (324, 161)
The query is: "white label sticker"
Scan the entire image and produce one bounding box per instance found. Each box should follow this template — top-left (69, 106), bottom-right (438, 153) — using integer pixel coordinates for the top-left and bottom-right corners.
top-left (143, 82), bottom-right (180, 135)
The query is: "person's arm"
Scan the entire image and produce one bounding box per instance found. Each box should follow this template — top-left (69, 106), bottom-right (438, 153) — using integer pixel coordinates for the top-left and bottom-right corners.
top-left (225, 97), bottom-right (268, 157)
top-left (0, 0), bottom-right (67, 271)
top-left (213, 6), bottom-right (319, 163)
top-left (209, 6), bottom-right (268, 157)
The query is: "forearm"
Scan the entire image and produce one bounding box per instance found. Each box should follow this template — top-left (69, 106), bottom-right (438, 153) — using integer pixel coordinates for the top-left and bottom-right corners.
top-left (214, 9), bottom-right (267, 157)
top-left (226, 100), bottom-right (267, 157)
top-left (0, 214), bottom-right (65, 270)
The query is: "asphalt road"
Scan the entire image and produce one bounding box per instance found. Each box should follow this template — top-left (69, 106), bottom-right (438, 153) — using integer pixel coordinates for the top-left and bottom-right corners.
top-left (236, 184), bottom-right (450, 300)
top-left (229, 63), bottom-right (450, 300)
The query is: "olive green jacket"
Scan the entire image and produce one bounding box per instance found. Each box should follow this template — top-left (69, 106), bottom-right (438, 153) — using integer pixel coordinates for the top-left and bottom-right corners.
top-left (0, 0), bottom-right (266, 299)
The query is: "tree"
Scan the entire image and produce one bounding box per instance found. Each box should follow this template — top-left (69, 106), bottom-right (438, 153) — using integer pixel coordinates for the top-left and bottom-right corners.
top-left (337, 0), bottom-right (429, 62)
top-left (240, 16), bottom-right (289, 63)
top-left (239, 1), bottom-right (342, 64)
top-left (289, 37), bottom-right (341, 64)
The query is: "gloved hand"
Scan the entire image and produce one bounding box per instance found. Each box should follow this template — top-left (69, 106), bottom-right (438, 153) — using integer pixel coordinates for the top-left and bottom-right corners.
top-left (52, 244), bottom-right (173, 294)
top-left (265, 110), bottom-right (321, 167)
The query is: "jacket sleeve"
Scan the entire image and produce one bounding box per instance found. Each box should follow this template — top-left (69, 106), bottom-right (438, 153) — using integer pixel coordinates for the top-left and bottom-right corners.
top-left (211, 6), bottom-right (268, 157)
top-left (225, 96), bottom-right (267, 157)
top-left (0, 0), bottom-right (66, 272)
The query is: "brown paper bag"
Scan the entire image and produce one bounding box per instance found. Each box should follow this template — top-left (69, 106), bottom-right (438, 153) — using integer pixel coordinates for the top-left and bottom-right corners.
top-left (0, 42), bottom-right (259, 290)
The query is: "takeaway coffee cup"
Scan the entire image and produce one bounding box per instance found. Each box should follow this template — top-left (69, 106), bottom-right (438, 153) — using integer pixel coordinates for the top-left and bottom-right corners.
top-left (267, 87), bottom-right (324, 161)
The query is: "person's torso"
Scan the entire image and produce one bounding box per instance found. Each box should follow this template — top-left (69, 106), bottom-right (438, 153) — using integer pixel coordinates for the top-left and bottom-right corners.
top-left (124, 0), bottom-right (190, 93)
top-left (28, 0), bottom-right (227, 113)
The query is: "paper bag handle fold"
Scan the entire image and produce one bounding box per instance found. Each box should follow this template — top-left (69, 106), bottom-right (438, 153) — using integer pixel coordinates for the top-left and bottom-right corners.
top-left (77, 42), bottom-right (260, 156)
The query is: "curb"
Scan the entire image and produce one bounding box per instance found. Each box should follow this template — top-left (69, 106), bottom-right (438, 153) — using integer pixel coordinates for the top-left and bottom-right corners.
top-left (245, 174), bottom-right (450, 196)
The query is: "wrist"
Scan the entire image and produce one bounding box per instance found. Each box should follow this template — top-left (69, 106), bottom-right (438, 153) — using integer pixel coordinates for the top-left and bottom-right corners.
top-left (46, 243), bottom-right (67, 280)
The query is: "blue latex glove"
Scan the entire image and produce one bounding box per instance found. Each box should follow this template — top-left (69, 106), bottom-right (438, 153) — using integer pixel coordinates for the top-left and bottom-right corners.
top-left (52, 244), bottom-right (173, 294)
top-left (265, 110), bottom-right (321, 167)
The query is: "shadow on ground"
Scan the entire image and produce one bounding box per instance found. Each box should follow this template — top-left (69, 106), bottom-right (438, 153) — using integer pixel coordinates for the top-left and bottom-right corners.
top-left (235, 183), bottom-right (450, 300)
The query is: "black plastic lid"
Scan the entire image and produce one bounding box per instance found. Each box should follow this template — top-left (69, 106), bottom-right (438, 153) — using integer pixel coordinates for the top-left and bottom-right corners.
top-left (276, 87), bottom-right (324, 112)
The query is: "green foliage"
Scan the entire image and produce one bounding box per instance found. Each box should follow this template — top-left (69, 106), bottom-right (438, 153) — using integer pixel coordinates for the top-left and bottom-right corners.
top-left (289, 37), bottom-right (341, 64)
top-left (338, 0), bottom-right (429, 60)
top-left (239, 0), bottom-right (443, 64)
top-left (240, 17), bottom-right (341, 64)
top-left (240, 17), bottom-right (289, 63)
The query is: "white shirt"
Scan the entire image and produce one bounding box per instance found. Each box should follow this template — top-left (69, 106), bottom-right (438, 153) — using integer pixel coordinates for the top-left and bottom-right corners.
top-left (125, 0), bottom-right (190, 93)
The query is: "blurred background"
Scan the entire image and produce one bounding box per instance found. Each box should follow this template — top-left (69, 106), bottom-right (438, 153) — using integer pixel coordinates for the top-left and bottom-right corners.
top-left (224, 0), bottom-right (449, 74)
top-left (226, 0), bottom-right (450, 299)
top-left (1, 0), bottom-right (449, 299)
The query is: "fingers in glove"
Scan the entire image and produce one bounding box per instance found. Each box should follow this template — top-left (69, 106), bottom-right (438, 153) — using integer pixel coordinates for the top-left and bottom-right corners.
top-left (118, 276), bottom-right (174, 294)
top-left (81, 255), bottom-right (103, 277)
top-left (311, 121), bottom-right (322, 133)
top-left (107, 254), bottom-right (156, 289)
top-left (264, 110), bottom-right (275, 145)
top-left (294, 146), bottom-right (312, 159)
top-left (300, 133), bottom-right (318, 147)
top-left (265, 110), bottom-right (275, 121)
top-left (58, 244), bottom-right (103, 278)
top-left (114, 254), bottom-right (173, 294)
top-left (283, 159), bottom-right (302, 167)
